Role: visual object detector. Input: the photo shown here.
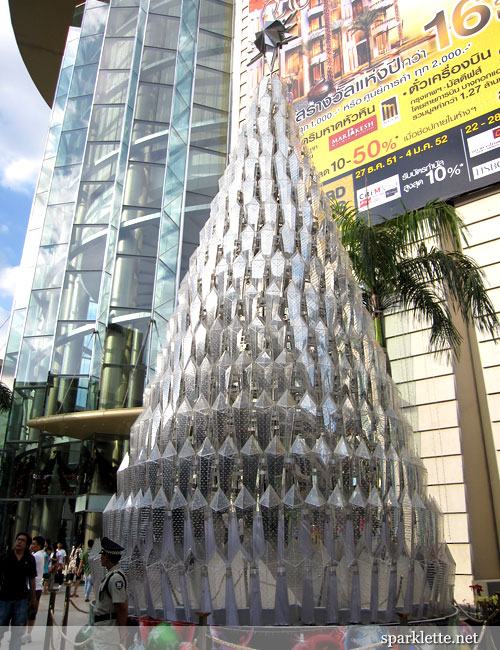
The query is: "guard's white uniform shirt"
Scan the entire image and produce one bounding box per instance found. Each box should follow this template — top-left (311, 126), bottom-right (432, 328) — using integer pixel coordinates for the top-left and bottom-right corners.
top-left (94, 564), bottom-right (127, 625)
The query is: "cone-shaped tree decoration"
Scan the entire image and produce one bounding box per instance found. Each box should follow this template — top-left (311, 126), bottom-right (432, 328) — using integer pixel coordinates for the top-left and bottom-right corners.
top-left (106, 76), bottom-right (455, 625)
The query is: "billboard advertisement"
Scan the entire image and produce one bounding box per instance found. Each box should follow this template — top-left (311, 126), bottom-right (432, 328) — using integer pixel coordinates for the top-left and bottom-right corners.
top-left (248, 0), bottom-right (500, 218)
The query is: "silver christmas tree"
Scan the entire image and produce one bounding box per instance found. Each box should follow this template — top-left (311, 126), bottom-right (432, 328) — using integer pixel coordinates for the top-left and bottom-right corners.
top-left (105, 75), bottom-right (455, 625)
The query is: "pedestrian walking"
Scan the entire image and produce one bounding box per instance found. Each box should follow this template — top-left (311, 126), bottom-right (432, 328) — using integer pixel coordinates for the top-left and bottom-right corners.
top-left (93, 537), bottom-right (128, 650)
top-left (42, 543), bottom-right (52, 594)
top-left (21, 535), bottom-right (45, 645)
top-left (71, 539), bottom-right (94, 600)
top-left (0, 532), bottom-right (37, 650)
top-left (54, 542), bottom-right (66, 586)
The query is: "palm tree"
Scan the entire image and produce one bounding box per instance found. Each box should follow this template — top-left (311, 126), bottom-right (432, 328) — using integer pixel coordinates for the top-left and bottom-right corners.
top-left (333, 200), bottom-right (499, 360)
top-left (0, 382), bottom-right (12, 412)
top-left (351, 9), bottom-right (383, 68)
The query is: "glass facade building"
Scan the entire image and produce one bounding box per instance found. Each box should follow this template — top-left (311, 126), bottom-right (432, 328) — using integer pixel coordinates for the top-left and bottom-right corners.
top-left (0, 0), bottom-right (233, 543)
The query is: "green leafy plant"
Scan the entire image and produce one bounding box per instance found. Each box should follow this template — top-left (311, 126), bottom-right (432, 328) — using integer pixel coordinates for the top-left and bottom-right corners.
top-left (333, 200), bottom-right (499, 359)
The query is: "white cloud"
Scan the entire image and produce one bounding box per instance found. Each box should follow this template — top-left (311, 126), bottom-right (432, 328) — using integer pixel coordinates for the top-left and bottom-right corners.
top-left (0, 265), bottom-right (20, 299)
top-left (0, 224), bottom-right (8, 235)
top-left (0, 0), bottom-right (50, 193)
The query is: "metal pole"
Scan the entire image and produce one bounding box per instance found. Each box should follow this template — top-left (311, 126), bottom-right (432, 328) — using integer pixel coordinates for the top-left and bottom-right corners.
top-left (43, 590), bottom-right (57, 650)
top-left (59, 582), bottom-right (72, 650)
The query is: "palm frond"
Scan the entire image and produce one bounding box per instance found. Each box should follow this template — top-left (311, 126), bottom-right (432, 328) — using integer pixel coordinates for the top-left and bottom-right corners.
top-left (0, 382), bottom-right (12, 412)
top-left (385, 200), bottom-right (466, 251)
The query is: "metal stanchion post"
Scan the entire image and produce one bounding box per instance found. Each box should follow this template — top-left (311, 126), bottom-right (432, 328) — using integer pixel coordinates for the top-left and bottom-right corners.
top-left (59, 583), bottom-right (72, 650)
top-left (196, 611), bottom-right (211, 650)
top-left (43, 590), bottom-right (57, 650)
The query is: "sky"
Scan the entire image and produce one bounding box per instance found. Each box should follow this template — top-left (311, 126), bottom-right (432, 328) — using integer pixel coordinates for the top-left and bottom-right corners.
top-left (0, 0), bottom-right (51, 358)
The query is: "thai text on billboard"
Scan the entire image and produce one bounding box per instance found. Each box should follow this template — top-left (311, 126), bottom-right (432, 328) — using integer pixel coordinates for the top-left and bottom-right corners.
top-left (248, 0), bottom-right (500, 218)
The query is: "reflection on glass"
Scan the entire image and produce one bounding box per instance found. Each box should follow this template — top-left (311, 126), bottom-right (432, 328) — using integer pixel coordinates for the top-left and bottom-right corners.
top-left (196, 31), bottom-right (231, 71)
top-left (75, 33), bottom-right (104, 66)
top-left (82, 144), bottom-right (119, 182)
top-left (106, 7), bottom-right (139, 37)
top-left (186, 147), bottom-right (225, 196)
top-left (25, 289), bottom-right (60, 337)
top-left (130, 122), bottom-right (169, 163)
top-left (135, 83), bottom-right (173, 123)
top-left (190, 106), bottom-right (228, 152)
top-left (94, 73), bottom-right (129, 105)
top-left (75, 182), bottom-right (113, 224)
top-left (118, 212), bottom-right (160, 257)
top-left (101, 38), bottom-right (134, 69)
top-left (110, 256), bottom-right (156, 309)
top-left (68, 225), bottom-right (108, 271)
top-left (56, 129), bottom-right (87, 167)
top-left (48, 165), bottom-right (80, 205)
top-left (140, 48), bottom-right (176, 85)
top-left (89, 105), bottom-right (125, 140)
top-left (52, 322), bottom-right (95, 375)
top-left (69, 64), bottom-right (99, 98)
top-left (124, 162), bottom-right (165, 208)
top-left (63, 96), bottom-right (93, 131)
top-left (42, 204), bottom-right (74, 244)
top-left (33, 245), bottom-right (68, 289)
top-left (16, 336), bottom-right (53, 384)
top-left (149, 0), bottom-right (181, 16)
top-left (60, 271), bottom-right (101, 321)
top-left (200, 0), bottom-right (233, 37)
top-left (193, 67), bottom-right (230, 110)
top-left (81, 4), bottom-right (109, 37)
top-left (144, 14), bottom-right (180, 48)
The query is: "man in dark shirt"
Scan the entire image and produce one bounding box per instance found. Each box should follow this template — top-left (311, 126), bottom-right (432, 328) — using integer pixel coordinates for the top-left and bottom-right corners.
top-left (0, 532), bottom-right (37, 650)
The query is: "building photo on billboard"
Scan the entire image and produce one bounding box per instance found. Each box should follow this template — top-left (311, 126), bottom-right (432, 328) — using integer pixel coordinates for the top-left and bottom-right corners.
top-left (249, 0), bottom-right (500, 219)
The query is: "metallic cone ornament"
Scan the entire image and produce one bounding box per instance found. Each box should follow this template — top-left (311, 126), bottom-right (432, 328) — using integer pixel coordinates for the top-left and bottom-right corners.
top-left (106, 76), bottom-right (455, 625)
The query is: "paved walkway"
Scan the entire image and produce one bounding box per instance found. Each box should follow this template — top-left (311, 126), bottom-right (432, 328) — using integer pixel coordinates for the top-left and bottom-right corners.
top-left (0, 582), bottom-right (91, 650)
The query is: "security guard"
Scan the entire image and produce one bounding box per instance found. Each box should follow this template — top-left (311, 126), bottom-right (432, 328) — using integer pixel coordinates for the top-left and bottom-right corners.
top-left (93, 537), bottom-right (128, 650)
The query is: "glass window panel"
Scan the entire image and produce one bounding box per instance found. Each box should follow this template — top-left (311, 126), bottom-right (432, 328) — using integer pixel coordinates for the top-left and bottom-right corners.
top-left (186, 147), bottom-right (225, 196)
top-left (154, 260), bottom-right (176, 308)
top-left (60, 271), bottom-right (101, 320)
top-left (118, 212), bottom-right (160, 256)
top-left (75, 33), bottom-right (104, 65)
top-left (48, 165), bottom-right (80, 205)
top-left (101, 37), bottom-right (134, 69)
top-left (53, 322), bottom-right (95, 375)
top-left (200, 0), bottom-right (233, 37)
top-left (56, 129), bottom-right (87, 166)
top-left (193, 67), bottom-right (230, 111)
top-left (50, 94), bottom-right (67, 127)
top-left (158, 212), bottom-right (179, 263)
top-left (196, 31), bottom-right (231, 72)
top-left (82, 143), bottom-right (118, 182)
top-left (63, 95), bottom-right (93, 131)
top-left (94, 72), bottom-right (129, 105)
top-left (16, 336), bottom-right (53, 384)
top-left (62, 36), bottom-right (79, 70)
top-left (31, 193), bottom-right (48, 230)
top-left (75, 182), bottom-right (113, 224)
top-left (69, 63), bottom-right (98, 98)
top-left (110, 255), bottom-right (156, 309)
top-left (45, 125), bottom-right (62, 158)
top-left (33, 245), bottom-right (68, 289)
top-left (13, 267), bottom-right (35, 310)
top-left (144, 14), bottom-right (179, 49)
top-left (190, 106), bottom-right (228, 152)
top-left (140, 48), bottom-right (176, 85)
top-left (123, 162), bottom-right (164, 208)
top-left (130, 121), bottom-right (168, 163)
top-left (111, 0), bottom-right (140, 6)
top-left (106, 7), bottom-right (138, 37)
top-left (149, 0), bottom-right (181, 16)
top-left (81, 4), bottom-right (109, 36)
top-left (24, 289), bottom-right (60, 336)
top-left (38, 160), bottom-right (54, 194)
top-left (88, 105), bottom-right (125, 141)
top-left (135, 82), bottom-right (173, 123)
top-left (56, 67), bottom-right (72, 98)
top-left (42, 204), bottom-right (74, 245)
top-left (183, 191), bottom-right (210, 243)
top-left (68, 225), bottom-right (107, 270)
